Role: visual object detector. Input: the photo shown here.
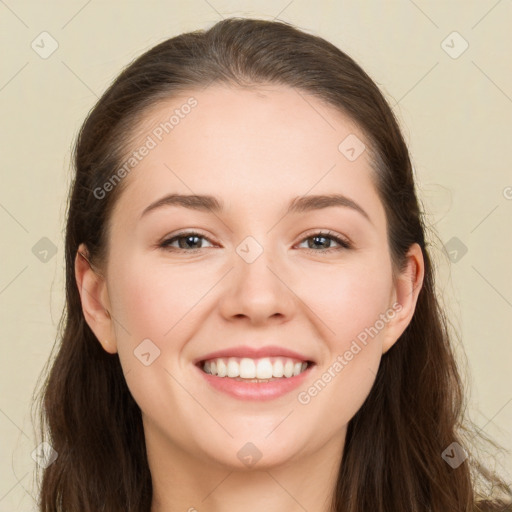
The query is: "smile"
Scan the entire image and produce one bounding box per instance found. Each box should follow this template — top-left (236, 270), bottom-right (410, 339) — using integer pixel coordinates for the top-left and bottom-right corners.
top-left (196, 357), bottom-right (315, 401)
top-left (201, 356), bottom-right (310, 381)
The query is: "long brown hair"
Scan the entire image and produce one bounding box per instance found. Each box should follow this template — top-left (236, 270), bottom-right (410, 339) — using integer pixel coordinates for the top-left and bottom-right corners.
top-left (31, 17), bottom-right (511, 511)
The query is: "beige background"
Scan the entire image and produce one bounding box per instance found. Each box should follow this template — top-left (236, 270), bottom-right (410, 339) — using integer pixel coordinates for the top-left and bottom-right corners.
top-left (1, 1), bottom-right (511, 509)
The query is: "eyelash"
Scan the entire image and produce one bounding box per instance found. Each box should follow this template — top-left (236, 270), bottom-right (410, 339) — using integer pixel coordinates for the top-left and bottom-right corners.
top-left (159, 230), bottom-right (352, 254)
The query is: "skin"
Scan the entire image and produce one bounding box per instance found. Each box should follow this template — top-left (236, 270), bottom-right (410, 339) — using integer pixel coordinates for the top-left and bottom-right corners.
top-left (75, 84), bottom-right (424, 512)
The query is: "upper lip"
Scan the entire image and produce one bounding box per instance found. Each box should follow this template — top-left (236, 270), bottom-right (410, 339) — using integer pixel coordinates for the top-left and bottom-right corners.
top-left (194, 345), bottom-right (315, 365)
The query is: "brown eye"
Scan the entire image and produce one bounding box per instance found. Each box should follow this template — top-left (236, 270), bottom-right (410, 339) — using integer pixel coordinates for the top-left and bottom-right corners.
top-left (160, 232), bottom-right (214, 252)
top-left (297, 231), bottom-right (352, 253)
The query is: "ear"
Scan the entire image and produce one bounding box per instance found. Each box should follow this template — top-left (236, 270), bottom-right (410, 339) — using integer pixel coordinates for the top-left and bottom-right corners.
top-left (382, 243), bottom-right (425, 354)
top-left (74, 243), bottom-right (117, 354)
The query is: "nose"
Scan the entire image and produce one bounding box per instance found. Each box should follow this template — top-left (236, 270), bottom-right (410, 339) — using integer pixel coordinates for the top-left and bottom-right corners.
top-left (217, 240), bottom-right (296, 326)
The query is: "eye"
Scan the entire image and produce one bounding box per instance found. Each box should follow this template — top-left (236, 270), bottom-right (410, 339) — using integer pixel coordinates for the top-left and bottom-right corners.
top-left (296, 231), bottom-right (352, 253)
top-left (159, 230), bottom-right (352, 253)
top-left (159, 231), bottom-right (215, 252)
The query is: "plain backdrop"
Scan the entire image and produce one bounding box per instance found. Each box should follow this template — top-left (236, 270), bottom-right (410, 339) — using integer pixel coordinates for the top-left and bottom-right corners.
top-left (0, 1), bottom-right (511, 509)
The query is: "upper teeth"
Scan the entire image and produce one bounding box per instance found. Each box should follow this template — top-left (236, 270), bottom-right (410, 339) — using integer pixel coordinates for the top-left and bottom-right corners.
top-left (202, 357), bottom-right (308, 379)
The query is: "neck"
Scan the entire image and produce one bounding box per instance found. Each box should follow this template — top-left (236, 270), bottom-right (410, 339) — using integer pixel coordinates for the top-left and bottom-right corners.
top-left (147, 423), bottom-right (345, 512)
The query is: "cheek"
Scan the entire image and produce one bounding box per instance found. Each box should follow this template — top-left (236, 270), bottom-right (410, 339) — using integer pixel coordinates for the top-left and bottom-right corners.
top-left (108, 255), bottom-right (202, 337)
top-left (105, 258), bottom-right (202, 424)
top-left (298, 256), bottom-right (394, 342)
top-left (294, 270), bottom-right (391, 434)
top-left (296, 256), bottom-right (393, 405)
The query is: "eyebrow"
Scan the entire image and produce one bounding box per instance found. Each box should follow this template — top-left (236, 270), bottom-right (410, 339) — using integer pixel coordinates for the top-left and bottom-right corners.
top-left (140, 193), bottom-right (372, 223)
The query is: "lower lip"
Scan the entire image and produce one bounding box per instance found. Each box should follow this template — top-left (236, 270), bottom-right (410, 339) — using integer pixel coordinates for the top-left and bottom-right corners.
top-left (196, 364), bottom-right (314, 401)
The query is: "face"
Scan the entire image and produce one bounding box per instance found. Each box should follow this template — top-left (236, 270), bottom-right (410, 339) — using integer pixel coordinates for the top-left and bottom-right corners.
top-left (78, 83), bottom-right (423, 472)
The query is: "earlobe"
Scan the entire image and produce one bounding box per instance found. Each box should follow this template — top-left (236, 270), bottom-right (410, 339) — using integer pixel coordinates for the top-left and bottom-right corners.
top-left (74, 243), bottom-right (118, 354)
top-left (382, 243), bottom-right (425, 354)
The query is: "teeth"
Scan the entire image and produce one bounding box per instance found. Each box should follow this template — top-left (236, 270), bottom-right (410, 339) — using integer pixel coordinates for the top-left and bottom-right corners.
top-left (273, 359), bottom-right (284, 378)
top-left (240, 358), bottom-right (256, 378)
top-left (201, 357), bottom-right (309, 379)
top-left (218, 359), bottom-right (228, 377)
top-left (256, 358), bottom-right (273, 379)
top-left (227, 358), bottom-right (240, 378)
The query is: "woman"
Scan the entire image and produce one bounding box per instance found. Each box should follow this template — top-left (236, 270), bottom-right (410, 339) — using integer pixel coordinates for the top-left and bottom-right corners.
top-left (32, 17), bottom-right (511, 512)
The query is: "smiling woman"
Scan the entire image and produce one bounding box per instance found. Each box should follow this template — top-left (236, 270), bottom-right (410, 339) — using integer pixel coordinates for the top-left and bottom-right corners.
top-left (32, 17), bottom-right (511, 512)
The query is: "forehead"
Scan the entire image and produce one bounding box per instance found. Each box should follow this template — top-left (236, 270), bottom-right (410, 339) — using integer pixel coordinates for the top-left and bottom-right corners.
top-left (112, 83), bottom-right (384, 227)
top-left (138, 83), bottom-right (364, 155)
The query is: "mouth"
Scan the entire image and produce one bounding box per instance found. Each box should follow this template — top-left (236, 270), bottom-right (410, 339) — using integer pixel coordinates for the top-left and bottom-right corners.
top-left (193, 345), bottom-right (316, 400)
top-left (197, 356), bottom-right (314, 383)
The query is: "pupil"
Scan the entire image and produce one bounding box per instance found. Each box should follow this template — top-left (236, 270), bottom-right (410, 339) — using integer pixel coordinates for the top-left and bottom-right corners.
top-left (181, 235), bottom-right (200, 249)
top-left (311, 236), bottom-right (328, 249)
